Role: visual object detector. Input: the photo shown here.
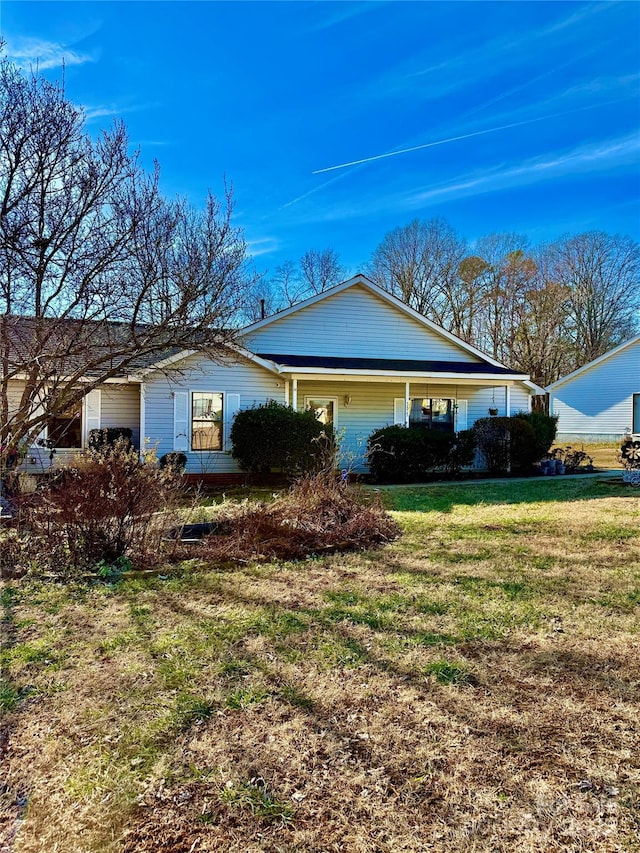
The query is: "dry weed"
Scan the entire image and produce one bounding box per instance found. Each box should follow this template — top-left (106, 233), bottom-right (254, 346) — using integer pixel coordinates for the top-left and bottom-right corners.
top-left (1, 477), bottom-right (638, 852)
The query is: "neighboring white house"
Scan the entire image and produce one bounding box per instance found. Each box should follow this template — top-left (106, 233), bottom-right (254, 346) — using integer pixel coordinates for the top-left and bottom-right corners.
top-left (547, 334), bottom-right (640, 442)
top-left (12, 275), bottom-right (542, 481)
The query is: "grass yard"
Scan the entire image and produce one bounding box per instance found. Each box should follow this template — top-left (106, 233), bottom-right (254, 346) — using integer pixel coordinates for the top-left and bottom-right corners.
top-left (1, 477), bottom-right (639, 852)
top-left (570, 442), bottom-right (623, 470)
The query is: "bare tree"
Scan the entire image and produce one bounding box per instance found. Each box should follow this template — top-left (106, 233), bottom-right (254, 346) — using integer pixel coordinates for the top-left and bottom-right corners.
top-left (510, 275), bottom-right (574, 387)
top-left (264, 249), bottom-right (348, 311)
top-left (299, 248), bottom-right (346, 295)
top-left (470, 234), bottom-right (536, 362)
top-left (270, 260), bottom-right (307, 308)
top-left (0, 52), bottom-right (251, 459)
top-left (454, 254), bottom-right (490, 344)
top-left (367, 218), bottom-right (467, 322)
top-left (549, 231), bottom-right (640, 365)
top-left (237, 274), bottom-right (280, 324)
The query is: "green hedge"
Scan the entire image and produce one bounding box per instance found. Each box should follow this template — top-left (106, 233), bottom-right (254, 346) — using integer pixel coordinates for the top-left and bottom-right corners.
top-left (471, 417), bottom-right (538, 474)
top-left (230, 400), bottom-right (334, 475)
top-left (512, 411), bottom-right (558, 460)
top-left (366, 426), bottom-right (476, 484)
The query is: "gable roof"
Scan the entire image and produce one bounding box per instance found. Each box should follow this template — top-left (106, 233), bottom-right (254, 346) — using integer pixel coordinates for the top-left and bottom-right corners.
top-left (546, 334), bottom-right (640, 391)
top-left (242, 273), bottom-right (516, 372)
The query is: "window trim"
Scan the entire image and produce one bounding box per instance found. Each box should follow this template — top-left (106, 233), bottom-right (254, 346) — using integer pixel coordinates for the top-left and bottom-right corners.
top-left (304, 395), bottom-right (338, 429)
top-left (407, 397), bottom-right (456, 433)
top-left (190, 391), bottom-right (224, 453)
top-left (46, 402), bottom-right (83, 449)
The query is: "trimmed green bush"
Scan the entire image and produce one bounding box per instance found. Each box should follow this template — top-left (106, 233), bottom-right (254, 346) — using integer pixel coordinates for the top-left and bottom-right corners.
top-left (513, 411), bottom-right (558, 460)
top-left (366, 426), bottom-right (476, 484)
top-left (472, 417), bottom-right (538, 474)
top-left (230, 400), bottom-right (334, 475)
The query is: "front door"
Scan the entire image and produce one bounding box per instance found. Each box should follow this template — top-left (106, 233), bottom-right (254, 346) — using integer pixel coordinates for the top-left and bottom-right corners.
top-left (305, 397), bottom-right (337, 428)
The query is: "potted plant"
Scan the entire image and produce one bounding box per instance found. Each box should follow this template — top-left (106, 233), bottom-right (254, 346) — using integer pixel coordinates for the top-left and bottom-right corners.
top-left (550, 446), bottom-right (567, 474)
top-left (539, 459), bottom-right (554, 475)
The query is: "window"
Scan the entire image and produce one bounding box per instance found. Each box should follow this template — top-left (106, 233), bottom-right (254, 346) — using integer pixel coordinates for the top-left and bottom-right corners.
top-left (408, 398), bottom-right (454, 433)
top-left (191, 392), bottom-right (223, 451)
top-left (305, 397), bottom-right (337, 427)
top-left (634, 393), bottom-right (640, 434)
top-left (47, 400), bottom-right (82, 448)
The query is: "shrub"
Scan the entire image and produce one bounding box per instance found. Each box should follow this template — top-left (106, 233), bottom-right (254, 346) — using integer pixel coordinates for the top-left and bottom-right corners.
top-left (472, 417), bottom-right (537, 474)
top-left (16, 441), bottom-right (184, 575)
top-left (159, 451), bottom-right (187, 473)
top-left (366, 426), bottom-right (476, 484)
top-left (198, 470), bottom-right (400, 563)
top-left (448, 429), bottom-right (477, 474)
top-left (472, 418), bottom-right (509, 473)
top-left (230, 401), bottom-right (335, 476)
top-left (88, 427), bottom-right (133, 452)
top-left (551, 445), bottom-right (594, 473)
top-left (513, 412), bottom-right (558, 460)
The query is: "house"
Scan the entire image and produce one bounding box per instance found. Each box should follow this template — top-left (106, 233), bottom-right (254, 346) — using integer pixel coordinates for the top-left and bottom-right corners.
top-left (11, 275), bottom-right (542, 481)
top-left (547, 334), bottom-right (640, 442)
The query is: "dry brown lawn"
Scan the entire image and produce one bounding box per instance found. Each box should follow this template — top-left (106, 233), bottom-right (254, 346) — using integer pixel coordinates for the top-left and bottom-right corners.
top-left (1, 476), bottom-right (639, 852)
top-left (564, 442), bottom-right (623, 470)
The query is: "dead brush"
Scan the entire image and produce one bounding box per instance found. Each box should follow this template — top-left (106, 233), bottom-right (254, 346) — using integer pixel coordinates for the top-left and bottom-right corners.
top-left (14, 441), bottom-right (186, 575)
top-left (198, 470), bottom-right (400, 563)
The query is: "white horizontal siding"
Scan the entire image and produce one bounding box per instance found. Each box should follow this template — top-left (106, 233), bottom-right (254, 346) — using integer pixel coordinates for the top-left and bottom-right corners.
top-left (6, 381), bottom-right (24, 414)
top-left (244, 284), bottom-right (482, 363)
top-left (296, 380), bottom-right (523, 472)
top-left (551, 339), bottom-right (640, 438)
top-left (100, 385), bottom-right (141, 448)
top-left (510, 385), bottom-right (531, 415)
top-left (143, 353), bottom-right (284, 474)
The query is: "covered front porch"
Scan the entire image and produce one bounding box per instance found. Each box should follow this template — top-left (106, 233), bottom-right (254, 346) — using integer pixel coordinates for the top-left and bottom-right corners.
top-left (277, 369), bottom-right (531, 472)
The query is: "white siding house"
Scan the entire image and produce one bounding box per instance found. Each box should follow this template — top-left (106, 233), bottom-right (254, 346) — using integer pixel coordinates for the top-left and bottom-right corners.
top-left (9, 275), bottom-right (541, 480)
top-left (137, 276), bottom-right (539, 478)
top-left (14, 381), bottom-right (141, 475)
top-left (547, 335), bottom-right (640, 441)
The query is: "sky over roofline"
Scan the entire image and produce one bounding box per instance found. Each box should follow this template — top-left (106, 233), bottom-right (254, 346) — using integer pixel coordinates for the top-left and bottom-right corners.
top-left (0, 0), bottom-right (637, 273)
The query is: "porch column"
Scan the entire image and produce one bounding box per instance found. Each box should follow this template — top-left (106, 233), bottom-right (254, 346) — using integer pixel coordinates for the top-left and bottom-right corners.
top-left (292, 378), bottom-right (298, 411)
top-left (505, 385), bottom-right (511, 417)
top-left (139, 382), bottom-right (146, 460)
top-left (284, 380), bottom-right (290, 406)
top-left (405, 381), bottom-right (410, 427)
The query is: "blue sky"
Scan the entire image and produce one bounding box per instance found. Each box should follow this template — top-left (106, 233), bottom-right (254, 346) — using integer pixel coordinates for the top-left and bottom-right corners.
top-left (1, 1), bottom-right (639, 275)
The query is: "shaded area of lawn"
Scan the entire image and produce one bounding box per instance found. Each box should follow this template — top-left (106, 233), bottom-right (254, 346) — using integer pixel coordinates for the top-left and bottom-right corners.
top-left (1, 477), bottom-right (639, 852)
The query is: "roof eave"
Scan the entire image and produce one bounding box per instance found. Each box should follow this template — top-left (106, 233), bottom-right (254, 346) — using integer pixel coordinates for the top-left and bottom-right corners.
top-left (546, 334), bottom-right (640, 391)
top-left (280, 366), bottom-right (530, 381)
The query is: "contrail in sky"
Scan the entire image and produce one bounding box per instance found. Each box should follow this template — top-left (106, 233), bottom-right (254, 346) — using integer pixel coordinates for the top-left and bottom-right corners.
top-left (312, 100), bottom-right (627, 174)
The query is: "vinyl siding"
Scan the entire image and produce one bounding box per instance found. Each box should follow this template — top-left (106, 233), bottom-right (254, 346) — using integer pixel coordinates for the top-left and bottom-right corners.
top-left (101, 385), bottom-right (141, 447)
top-left (8, 380), bottom-right (140, 473)
top-left (296, 380), bottom-right (518, 471)
top-left (6, 381), bottom-right (24, 414)
top-left (244, 284), bottom-right (483, 363)
top-left (510, 385), bottom-right (532, 415)
top-left (550, 339), bottom-right (640, 438)
top-left (143, 353), bottom-right (283, 474)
